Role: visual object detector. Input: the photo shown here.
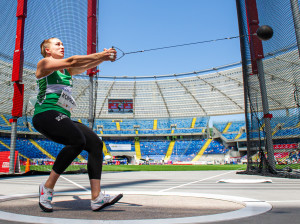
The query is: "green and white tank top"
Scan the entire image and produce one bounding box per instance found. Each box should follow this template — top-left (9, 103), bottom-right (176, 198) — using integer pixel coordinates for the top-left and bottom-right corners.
top-left (34, 69), bottom-right (76, 117)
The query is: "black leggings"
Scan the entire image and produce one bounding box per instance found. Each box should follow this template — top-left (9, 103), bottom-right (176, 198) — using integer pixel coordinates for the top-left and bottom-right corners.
top-left (32, 110), bottom-right (103, 179)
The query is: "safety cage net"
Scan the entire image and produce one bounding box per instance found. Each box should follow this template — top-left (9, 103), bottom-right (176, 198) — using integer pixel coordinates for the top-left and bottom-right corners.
top-left (237, 0), bottom-right (300, 178)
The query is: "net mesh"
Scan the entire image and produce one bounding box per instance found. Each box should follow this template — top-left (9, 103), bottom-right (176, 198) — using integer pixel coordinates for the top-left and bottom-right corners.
top-left (0, 0), bottom-right (91, 173)
top-left (1, 0), bottom-right (300, 176)
top-left (237, 0), bottom-right (300, 177)
top-left (0, 0), bottom-right (221, 174)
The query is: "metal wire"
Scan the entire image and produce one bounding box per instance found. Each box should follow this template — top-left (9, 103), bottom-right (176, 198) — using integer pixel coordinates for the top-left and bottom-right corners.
top-left (112, 35), bottom-right (245, 61)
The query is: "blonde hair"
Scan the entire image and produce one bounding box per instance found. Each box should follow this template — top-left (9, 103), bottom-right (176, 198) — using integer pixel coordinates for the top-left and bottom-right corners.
top-left (40, 37), bottom-right (56, 57)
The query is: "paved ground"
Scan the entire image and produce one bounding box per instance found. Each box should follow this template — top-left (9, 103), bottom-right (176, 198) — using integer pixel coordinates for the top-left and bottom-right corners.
top-left (0, 170), bottom-right (300, 223)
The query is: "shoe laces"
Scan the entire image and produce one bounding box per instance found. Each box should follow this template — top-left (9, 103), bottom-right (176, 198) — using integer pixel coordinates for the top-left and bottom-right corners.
top-left (43, 187), bottom-right (53, 202)
top-left (101, 191), bottom-right (111, 202)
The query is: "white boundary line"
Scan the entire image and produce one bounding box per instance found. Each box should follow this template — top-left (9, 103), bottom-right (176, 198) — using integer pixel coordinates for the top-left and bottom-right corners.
top-left (60, 175), bottom-right (90, 192)
top-left (46, 168), bottom-right (90, 192)
top-left (0, 191), bottom-right (272, 224)
top-left (267, 200), bottom-right (300, 203)
top-left (159, 170), bottom-right (236, 192)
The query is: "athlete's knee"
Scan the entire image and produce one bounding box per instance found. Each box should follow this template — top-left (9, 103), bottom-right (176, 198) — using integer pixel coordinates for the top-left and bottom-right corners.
top-left (71, 135), bottom-right (86, 150)
top-left (98, 139), bottom-right (103, 149)
top-left (91, 136), bottom-right (103, 149)
top-left (88, 137), bottom-right (103, 155)
top-left (95, 139), bottom-right (103, 156)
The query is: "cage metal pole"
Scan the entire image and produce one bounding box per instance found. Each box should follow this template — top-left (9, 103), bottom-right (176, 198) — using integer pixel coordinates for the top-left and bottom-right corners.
top-left (245, 0), bottom-right (276, 172)
top-left (9, 120), bottom-right (17, 173)
top-left (87, 0), bottom-right (98, 129)
top-left (290, 0), bottom-right (300, 129)
top-left (236, 0), bottom-right (252, 172)
top-left (257, 59), bottom-right (275, 169)
top-left (9, 0), bottom-right (27, 174)
top-left (88, 76), bottom-right (94, 129)
top-left (290, 0), bottom-right (300, 58)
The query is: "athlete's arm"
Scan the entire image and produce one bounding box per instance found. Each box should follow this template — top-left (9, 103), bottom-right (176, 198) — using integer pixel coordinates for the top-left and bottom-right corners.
top-left (68, 61), bottom-right (100, 75)
top-left (36, 48), bottom-right (116, 78)
top-left (68, 48), bottom-right (117, 76)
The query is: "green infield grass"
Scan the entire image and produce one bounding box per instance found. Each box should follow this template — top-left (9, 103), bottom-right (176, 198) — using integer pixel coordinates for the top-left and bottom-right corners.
top-left (20, 164), bottom-right (247, 172)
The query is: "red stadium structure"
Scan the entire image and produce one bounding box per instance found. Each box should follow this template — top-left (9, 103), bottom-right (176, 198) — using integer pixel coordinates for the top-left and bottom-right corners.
top-left (9, 0), bottom-right (27, 173)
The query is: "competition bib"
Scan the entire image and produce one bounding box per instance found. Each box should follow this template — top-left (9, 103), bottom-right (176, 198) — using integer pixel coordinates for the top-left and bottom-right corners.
top-left (57, 89), bottom-right (77, 112)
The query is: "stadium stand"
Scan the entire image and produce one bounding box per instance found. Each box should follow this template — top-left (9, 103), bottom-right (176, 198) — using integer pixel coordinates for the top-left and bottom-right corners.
top-left (204, 140), bottom-right (228, 154)
top-left (140, 140), bottom-right (170, 160)
top-left (0, 137), bottom-right (47, 160)
top-left (2, 110), bottom-right (300, 167)
top-left (174, 139), bottom-right (206, 161)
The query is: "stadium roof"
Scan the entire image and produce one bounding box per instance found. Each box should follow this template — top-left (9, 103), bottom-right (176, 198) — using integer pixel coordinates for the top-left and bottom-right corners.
top-left (0, 49), bottom-right (299, 119)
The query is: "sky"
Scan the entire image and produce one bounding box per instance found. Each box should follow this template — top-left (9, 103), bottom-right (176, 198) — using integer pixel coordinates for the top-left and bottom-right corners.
top-left (96, 0), bottom-right (242, 78)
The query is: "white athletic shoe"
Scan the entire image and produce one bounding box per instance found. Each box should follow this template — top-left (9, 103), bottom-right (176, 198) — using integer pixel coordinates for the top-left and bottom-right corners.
top-left (91, 192), bottom-right (123, 211)
top-left (39, 183), bottom-right (54, 212)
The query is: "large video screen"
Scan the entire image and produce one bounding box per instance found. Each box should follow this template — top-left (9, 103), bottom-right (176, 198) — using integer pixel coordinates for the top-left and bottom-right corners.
top-left (108, 99), bottom-right (133, 113)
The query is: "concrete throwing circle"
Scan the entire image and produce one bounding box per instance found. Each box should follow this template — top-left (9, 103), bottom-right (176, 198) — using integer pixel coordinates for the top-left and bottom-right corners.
top-left (0, 191), bottom-right (272, 224)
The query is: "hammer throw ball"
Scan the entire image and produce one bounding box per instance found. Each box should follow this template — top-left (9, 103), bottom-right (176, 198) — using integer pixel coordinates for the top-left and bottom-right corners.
top-left (256, 25), bottom-right (273, 41)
